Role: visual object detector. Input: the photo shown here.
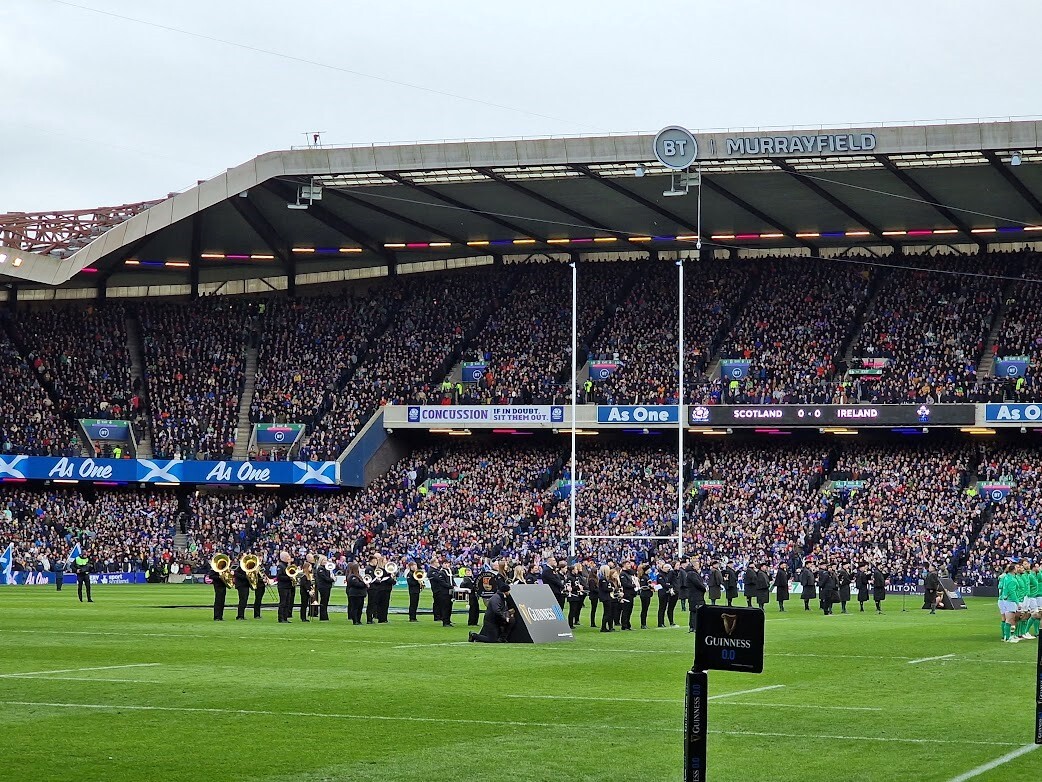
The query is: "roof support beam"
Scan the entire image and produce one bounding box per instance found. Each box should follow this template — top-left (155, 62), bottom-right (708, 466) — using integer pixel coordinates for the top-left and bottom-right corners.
top-left (229, 193), bottom-right (295, 293)
top-left (189, 213), bottom-right (201, 297)
top-left (699, 178), bottom-right (817, 252)
top-left (982, 151), bottom-right (1042, 220)
top-left (569, 164), bottom-right (701, 235)
top-left (475, 168), bottom-right (648, 252)
top-left (380, 172), bottom-right (554, 251)
top-left (263, 181), bottom-right (395, 267)
top-left (324, 188), bottom-right (498, 263)
top-left (99, 235), bottom-right (152, 285)
top-left (875, 155), bottom-right (980, 244)
top-left (770, 158), bottom-right (893, 247)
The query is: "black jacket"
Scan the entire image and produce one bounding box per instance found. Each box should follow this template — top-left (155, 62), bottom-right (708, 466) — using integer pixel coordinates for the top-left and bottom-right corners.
top-left (856, 571), bottom-right (870, 600)
top-left (754, 570), bottom-right (771, 602)
top-left (232, 565), bottom-right (250, 589)
top-left (597, 576), bottom-right (613, 602)
top-left (924, 571), bottom-right (941, 592)
top-left (485, 592), bottom-right (511, 626)
top-left (543, 567), bottom-right (565, 599)
top-left (567, 573), bottom-right (586, 601)
top-left (276, 564), bottom-right (294, 589)
top-left (209, 568), bottom-right (228, 591)
top-left (708, 569), bottom-right (724, 600)
top-left (407, 569), bottom-right (425, 592)
top-left (838, 568), bottom-right (852, 602)
top-left (658, 570), bottom-right (675, 596)
top-left (818, 570), bottom-right (839, 602)
top-left (428, 567), bottom-right (452, 595)
top-left (723, 567), bottom-right (739, 599)
top-left (798, 567), bottom-right (816, 599)
top-left (620, 570), bottom-right (638, 599)
top-left (315, 566), bottom-right (334, 590)
top-left (871, 568), bottom-right (887, 601)
top-left (685, 569), bottom-right (707, 605)
top-left (774, 569), bottom-right (789, 601)
top-left (743, 567), bottom-right (758, 597)
top-left (346, 574), bottom-right (368, 598)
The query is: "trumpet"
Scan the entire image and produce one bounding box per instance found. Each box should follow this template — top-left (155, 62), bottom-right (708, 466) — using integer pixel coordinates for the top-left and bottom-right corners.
top-left (239, 553), bottom-right (261, 589)
top-left (413, 570), bottom-right (427, 588)
top-left (210, 553), bottom-right (235, 588)
top-left (373, 567), bottom-right (385, 580)
top-left (324, 561), bottom-right (336, 573)
top-left (362, 573), bottom-right (374, 586)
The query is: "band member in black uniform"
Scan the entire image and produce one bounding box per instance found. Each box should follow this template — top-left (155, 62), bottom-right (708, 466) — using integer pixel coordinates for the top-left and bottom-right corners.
top-left (298, 560), bottom-right (313, 622)
top-left (208, 559), bottom-right (228, 621)
top-left (276, 551), bottom-right (295, 623)
top-left (871, 564), bottom-right (887, 613)
top-left (54, 558), bottom-right (65, 592)
top-left (656, 562), bottom-right (677, 627)
top-left (346, 562), bottom-right (367, 624)
top-left (677, 560), bottom-right (690, 612)
top-left (469, 584), bottom-right (513, 643)
top-left (461, 568), bottom-right (480, 626)
top-left (73, 551), bottom-right (93, 602)
top-left (586, 565), bottom-right (600, 628)
top-left (365, 557), bottom-right (381, 624)
top-left (233, 560), bottom-right (251, 620)
top-left (637, 563), bottom-right (654, 629)
top-left (315, 556), bottom-right (333, 621)
top-left (406, 562), bottom-right (424, 622)
top-left (855, 564), bottom-right (870, 612)
top-left (818, 564), bottom-right (838, 615)
top-left (619, 562), bottom-right (637, 630)
top-left (754, 563), bottom-right (771, 610)
top-left (375, 562), bottom-right (394, 623)
top-left (923, 564), bottom-right (941, 614)
top-left (774, 563), bottom-right (789, 612)
top-left (707, 562), bottom-right (724, 606)
top-left (838, 562), bottom-right (852, 614)
top-left (428, 556), bottom-right (454, 627)
top-left (685, 558), bottom-right (707, 633)
top-left (798, 562), bottom-right (816, 611)
top-left (542, 557), bottom-right (566, 609)
top-left (598, 565), bottom-right (615, 632)
top-left (253, 557), bottom-right (267, 619)
top-left (743, 562), bottom-right (758, 607)
top-left (566, 564), bottom-right (586, 628)
top-left (723, 561), bottom-right (739, 607)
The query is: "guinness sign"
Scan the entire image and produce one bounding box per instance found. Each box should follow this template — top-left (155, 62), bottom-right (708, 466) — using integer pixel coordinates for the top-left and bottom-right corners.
top-left (693, 605), bottom-right (765, 673)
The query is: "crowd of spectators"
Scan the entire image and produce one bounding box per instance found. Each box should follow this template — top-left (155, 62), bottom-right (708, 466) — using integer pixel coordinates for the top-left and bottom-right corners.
top-left (140, 298), bottom-right (259, 459)
top-left (13, 304), bottom-right (136, 421)
top-left (588, 260), bottom-right (752, 405)
top-left (0, 324), bottom-right (78, 456)
top-left (714, 258), bottom-right (871, 404)
top-left (964, 447), bottom-right (1042, 584)
top-left (1, 487), bottom-right (179, 573)
top-left (819, 444), bottom-right (982, 582)
top-left (850, 255), bottom-right (1005, 404)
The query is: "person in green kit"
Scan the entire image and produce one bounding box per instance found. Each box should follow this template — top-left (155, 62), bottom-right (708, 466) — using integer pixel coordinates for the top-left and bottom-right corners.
top-left (1025, 562), bottom-right (1042, 640)
top-left (1014, 562), bottom-right (1033, 640)
top-left (997, 564), bottom-right (1019, 643)
top-left (73, 550), bottom-right (93, 603)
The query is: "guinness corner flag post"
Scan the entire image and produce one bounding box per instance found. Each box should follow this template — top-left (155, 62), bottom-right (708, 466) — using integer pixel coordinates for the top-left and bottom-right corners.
top-left (686, 605), bottom-right (766, 782)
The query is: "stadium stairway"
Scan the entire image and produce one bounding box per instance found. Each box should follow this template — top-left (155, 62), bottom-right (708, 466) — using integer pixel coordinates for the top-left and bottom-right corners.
top-left (232, 346), bottom-right (259, 459)
top-left (975, 277), bottom-right (1017, 380)
top-left (701, 261), bottom-right (764, 374)
top-left (839, 265), bottom-right (890, 376)
top-left (124, 313), bottom-right (153, 459)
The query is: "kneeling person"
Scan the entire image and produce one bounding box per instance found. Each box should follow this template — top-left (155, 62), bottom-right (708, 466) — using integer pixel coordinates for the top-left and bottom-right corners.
top-left (469, 584), bottom-right (514, 643)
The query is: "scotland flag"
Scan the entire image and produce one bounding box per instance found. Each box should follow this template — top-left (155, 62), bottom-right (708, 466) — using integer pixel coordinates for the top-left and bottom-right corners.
top-left (1, 543), bottom-right (13, 585)
top-left (67, 542), bottom-right (83, 564)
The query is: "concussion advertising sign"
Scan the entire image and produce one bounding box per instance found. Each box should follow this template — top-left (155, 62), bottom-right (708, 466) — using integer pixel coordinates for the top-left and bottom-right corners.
top-left (406, 405), bottom-right (565, 426)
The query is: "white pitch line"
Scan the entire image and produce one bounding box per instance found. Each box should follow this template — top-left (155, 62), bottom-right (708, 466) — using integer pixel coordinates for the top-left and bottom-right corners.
top-left (908, 654), bottom-right (956, 665)
top-left (708, 684), bottom-right (785, 700)
top-left (505, 685), bottom-right (785, 704)
top-left (713, 702), bottom-right (882, 712)
top-left (0, 701), bottom-right (1019, 746)
top-left (0, 663), bottom-right (161, 679)
top-left (392, 642), bottom-right (471, 649)
top-left (8, 676), bottom-right (162, 684)
top-left (946, 744), bottom-right (1041, 782)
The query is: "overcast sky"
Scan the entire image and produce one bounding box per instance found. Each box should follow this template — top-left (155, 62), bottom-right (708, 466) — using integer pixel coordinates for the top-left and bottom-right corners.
top-left (2, 0), bottom-right (1041, 213)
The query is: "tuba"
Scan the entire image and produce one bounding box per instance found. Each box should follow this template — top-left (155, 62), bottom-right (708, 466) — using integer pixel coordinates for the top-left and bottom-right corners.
top-left (210, 553), bottom-right (235, 588)
top-left (286, 564), bottom-right (302, 584)
top-left (240, 554), bottom-right (261, 589)
top-left (385, 562), bottom-right (399, 577)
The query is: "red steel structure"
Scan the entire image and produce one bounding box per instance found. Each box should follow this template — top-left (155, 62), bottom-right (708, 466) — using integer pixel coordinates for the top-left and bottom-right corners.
top-left (0, 201), bottom-right (160, 257)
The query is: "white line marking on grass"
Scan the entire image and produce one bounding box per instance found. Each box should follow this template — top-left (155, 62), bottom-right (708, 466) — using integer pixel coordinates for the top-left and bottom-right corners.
top-left (9, 676), bottom-right (162, 684)
top-left (907, 654), bottom-right (956, 664)
top-left (0, 701), bottom-right (1018, 746)
top-left (771, 652), bottom-right (914, 661)
top-left (391, 642), bottom-right (471, 649)
top-left (504, 685), bottom-right (785, 704)
top-left (713, 702), bottom-right (882, 712)
top-left (0, 664), bottom-right (161, 678)
top-left (945, 744), bottom-right (1040, 781)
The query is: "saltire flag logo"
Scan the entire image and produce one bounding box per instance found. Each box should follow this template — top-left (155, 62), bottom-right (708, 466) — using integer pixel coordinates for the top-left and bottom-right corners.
top-left (1, 543), bottom-right (14, 585)
top-left (67, 542), bottom-right (83, 563)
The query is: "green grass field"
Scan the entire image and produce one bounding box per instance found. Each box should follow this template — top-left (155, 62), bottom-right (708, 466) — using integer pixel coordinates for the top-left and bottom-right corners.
top-left (0, 587), bottom-right (1038, 782)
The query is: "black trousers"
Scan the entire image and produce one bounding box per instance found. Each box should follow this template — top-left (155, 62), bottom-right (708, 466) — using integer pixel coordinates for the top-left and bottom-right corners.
top-left (318, 587), bottom-right (331, 621)
top-left (588, 594), bottom-right (599, 627)
top-left (777, 598), bottom-right (786, 611)
top-left (657, 592), bottom-right (677, 626)
top-left (757, 597), bottom-right (768, 610)
top-left (601, 598), bottom-right (615, 631)
top-left (378, 589), bottom-right (391, 622)
top-left (639, 592), bottom-right (652, 626)
top-left (689, 600), bottom-right (703, 630)
top-left (433, 591), bottom-right (453, 625)
top-left (567, 597), bottom-right (584, 627)
top-left (299, 584), bottom-right (312, 621)
top-left (277, 585), bottom-right (294, 621)
top-left (473, 618), bottom-right (506, 643)
top-left (253, 583), bottom-right (265, 618)
top-left (77, 573), bottom-right (91, 602)
top-left (366, 591), bottom-right (377, 622)
top-left (236, 586), bottom-right (250, 619)
top-left (348, 595), bottom-right (364, 623)
top-left (468, 593), bottom-right (481, 626)
top-left (213, 584), bottom-right (226, 620)
top-left (56, 574), bottom-right (63, 591)
top-left (620, 598), bottom-right (634, 629)
top-left (408, 588), bottom-right (421, 620)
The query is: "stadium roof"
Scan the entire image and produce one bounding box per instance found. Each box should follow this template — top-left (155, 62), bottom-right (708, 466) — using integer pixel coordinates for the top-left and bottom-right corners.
top-left (4, 118), bottom-right (1042, 294)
